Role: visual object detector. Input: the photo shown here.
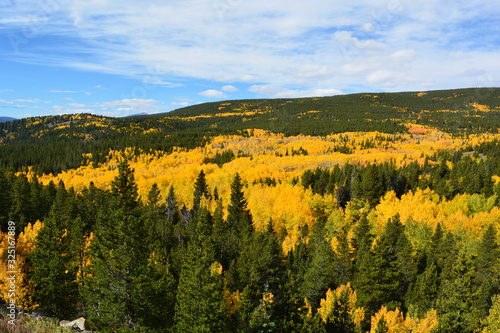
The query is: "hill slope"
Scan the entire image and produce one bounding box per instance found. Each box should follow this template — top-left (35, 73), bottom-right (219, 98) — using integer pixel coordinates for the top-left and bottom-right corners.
top-left (0, 87), bottom-right (499, 174)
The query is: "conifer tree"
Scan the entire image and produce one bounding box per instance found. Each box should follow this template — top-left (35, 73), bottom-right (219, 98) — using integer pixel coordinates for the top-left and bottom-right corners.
top-left (351, 213), bottom-right (373, 268)
top-left (355, 215), bottom-right (412, 324)
top-left (193, 169), bottom-right (210, 211)
top-left (227, 172), bottom-right (251, 235)
top-left (8, 173), bottom-right (32, 232)
top-left (29, 208), bottom-right (78, 319)
top-left (0, 169), bottom-right (11, 231)
top-left (225, 173), bottom-right (253, 291)
top-left (437, 248), bottom-right (480, 331)
top-left (363, 164), bottom-right (384, 207)
top-left (174, 207), bottom-right (226, 332)
top-left (474, 224), bottom-right (499, 318)
top-left (333, 227), bottom-right (354, 285)
top-left (407, 261), bottom-right (439, 316)
top-left (301, 239), bottom-right (336, 312)
top-left (85, 160), bottom-right (148, 330)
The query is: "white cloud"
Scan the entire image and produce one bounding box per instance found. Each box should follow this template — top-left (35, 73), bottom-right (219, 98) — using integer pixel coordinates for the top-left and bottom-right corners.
top-left (66, 103), bottom-right (86, 108)
top-left (390, 49), bottom-right (417, 62)
top-left (366, 70), bottom-right (417, 87)
top-left (0, 89), bottom-right (14, 93)
top-left (51, 104), bottom-right (94, 115)
top-left (172, 102), bottom-right (189, 106)
top-left (221, 85), bottom-right (239, 92)
top-left (249, 85), bottom-right (342, 98)
top-left (95, 98), bottom-right (166, 116)
top-left (14, 98), bottom-right (40, 103)
top-left (360, 22), bottom-right (375, 32)
top-left (61, 97), bottom-right (75, 101)
top-left (333, 31), bottom-right (386, 53)
top-left (0, 98), bottom-right (41, 104)
top-left (199, 90), bottom-right (227, 98)
top-left (2, 0), bottom-right (500, 96)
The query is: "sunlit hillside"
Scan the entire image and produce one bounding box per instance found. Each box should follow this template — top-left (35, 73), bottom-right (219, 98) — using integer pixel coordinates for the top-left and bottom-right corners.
top-left (1, 88), bottom-right (500, 332)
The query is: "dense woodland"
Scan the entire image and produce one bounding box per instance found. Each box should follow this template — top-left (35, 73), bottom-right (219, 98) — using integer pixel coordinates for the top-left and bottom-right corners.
top-left (0, 88), bottom-right (500, 332)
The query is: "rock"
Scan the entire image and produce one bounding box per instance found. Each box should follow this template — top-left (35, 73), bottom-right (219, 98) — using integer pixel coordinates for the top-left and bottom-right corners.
top-left (59, 317), bottom-right (89, 331)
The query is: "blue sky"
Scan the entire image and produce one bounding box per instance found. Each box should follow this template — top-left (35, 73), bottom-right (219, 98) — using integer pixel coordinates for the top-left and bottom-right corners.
top-left (1, 0), bottom-right (499, 118)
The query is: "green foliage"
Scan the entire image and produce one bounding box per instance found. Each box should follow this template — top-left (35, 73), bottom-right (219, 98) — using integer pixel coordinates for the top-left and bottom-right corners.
top-left (174, 208), bottom-right (227, 332)
top-left (355, 215), bottom-right (413, 323)
top-left (29, 208), bottom-right (79, 319)
top-left (85, 160), bottom-right (149, 330)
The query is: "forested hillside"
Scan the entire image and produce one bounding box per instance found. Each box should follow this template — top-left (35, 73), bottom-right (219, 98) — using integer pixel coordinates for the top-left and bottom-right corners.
top-left (1, 88), bottom-right (500, 332)
top-left (1, 88), bottom-right (500, 174)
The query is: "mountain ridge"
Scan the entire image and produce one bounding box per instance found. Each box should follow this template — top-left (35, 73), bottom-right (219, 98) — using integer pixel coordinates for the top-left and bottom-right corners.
top-left (0, 87), bottom-right (499, 175)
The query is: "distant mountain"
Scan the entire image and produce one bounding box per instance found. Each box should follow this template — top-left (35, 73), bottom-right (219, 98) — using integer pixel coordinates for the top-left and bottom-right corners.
top-left (126, 112), bottom-right (149, 117)
top-left (0, 117), bottom-right (16, 123)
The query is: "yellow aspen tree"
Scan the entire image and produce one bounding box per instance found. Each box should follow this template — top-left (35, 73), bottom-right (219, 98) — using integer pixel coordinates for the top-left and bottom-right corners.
top-left (317, 283), bottom-right (365, 331)
top-left (0, 221), bottom-right (43, 311)
top-left (370, 306), bottom-right (405, 333)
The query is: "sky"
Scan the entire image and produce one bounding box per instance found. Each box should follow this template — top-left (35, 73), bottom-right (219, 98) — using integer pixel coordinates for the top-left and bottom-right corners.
top-left (0, 0), bottom-right (499, 118)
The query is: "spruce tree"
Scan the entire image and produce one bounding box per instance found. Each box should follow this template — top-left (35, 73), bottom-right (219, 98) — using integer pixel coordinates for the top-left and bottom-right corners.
top-left (174, 207), bottom-right (226, 332)
top-left (0, 169), bottom-right (11, 231)
top-left (437, 248), bottom-right (480, 331)
top-left (355, 215), bottom-right (412, 322)
top-left (85, 160), bottom-right (148, 330)
top-left (301, 239), bottom-right (336, 312)
top-left (407, 261), bottom-right (439, 316)
top-left (227, 172), bottom-right (251, 235)
top-left (363, 164), bottom-right (384, 207)
top-left (29, 208), bottom-right (79, 319)
top-left (225, 173), bottom-right (253, 291)
top-left (474, 224), bottom-right (499, 318)
top-left (193, 169), bottom-right (210, 212)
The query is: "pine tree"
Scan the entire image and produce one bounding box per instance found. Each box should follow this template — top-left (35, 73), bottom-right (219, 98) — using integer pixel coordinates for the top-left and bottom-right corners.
top-left (355, 215), bottom-right (412, 323)
top-left (363, 164), bottom-right (384, 207)
top-left (437, 248), bottom-right (480, 331)
top-left (0, 169), bottom-right (11, 232)
top-left (227, 172), bottom-right (252, 235)
top-left (29, 208), bottom-right (78, 319)
top-left (225, 173), bottom-right (253, 291)
top-left (333, 227), bottom-right (354, 285)
top-left (193, 169), bottom-right (210, 211)
top-left (8, 173), bottom-right (32, 232)
top-left (301, 239), bottom-right (336, 312)
top-left (407, 261), bottom-right (439, 316)
top-left (474, 224), bottom-right (499, 318)
top-left (174, 207), bottom-right (226, 332)
top-left (351, 213), bottom-right (373, 268)
top-left (85, 160), bottom-right (148, 330)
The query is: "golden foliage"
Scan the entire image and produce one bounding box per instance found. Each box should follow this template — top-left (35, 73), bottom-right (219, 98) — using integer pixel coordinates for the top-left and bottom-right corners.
top-left (404, 309), bottom-right (439, 333)
top-left (317, 283), bottom-right (364, 328)
top-left (370, 306), bottom-right (438, 332)
top-left (35, 128), bottom-right (500, 249)
top-left (370, 306), bottom-right (405, 333)
top-left (0, 221), bottom-right (43, 311)
top-left (375, 189), bottom-right (500, 247)
top-left (210, 261), bottom-right (223, 276)
top-left (482, 295), bottom-right (500, 333)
